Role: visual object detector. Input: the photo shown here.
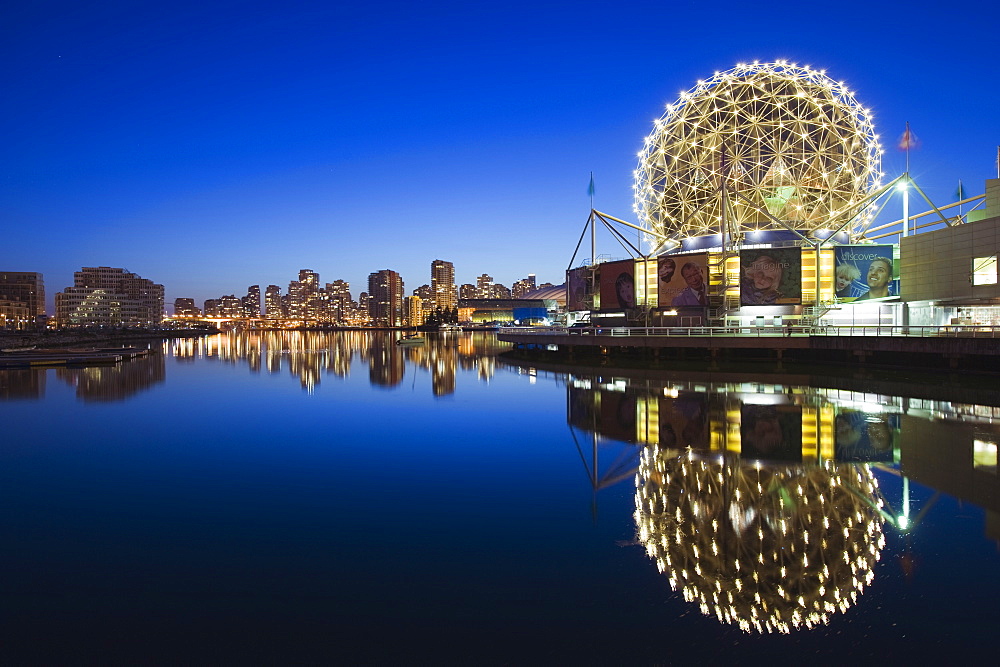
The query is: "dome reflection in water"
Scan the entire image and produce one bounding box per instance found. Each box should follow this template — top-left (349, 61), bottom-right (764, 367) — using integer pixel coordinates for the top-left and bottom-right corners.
top-left (634, 449), bottom-right (884, 633)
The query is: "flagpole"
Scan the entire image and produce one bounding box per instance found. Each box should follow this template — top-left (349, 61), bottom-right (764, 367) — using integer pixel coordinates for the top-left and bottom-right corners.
top-left (589, 172), bottom-right (595, 265)
top-left (902, 122), bottom-right (911, 237)
top-left (905, 121), bottom-right (910, 175)
top-left (958, 179), bottom-right (964, 222)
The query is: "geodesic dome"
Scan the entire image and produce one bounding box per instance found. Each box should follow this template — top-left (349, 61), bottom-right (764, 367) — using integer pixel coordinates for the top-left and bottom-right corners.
top-left (634, 62), bottom-right (882, 250)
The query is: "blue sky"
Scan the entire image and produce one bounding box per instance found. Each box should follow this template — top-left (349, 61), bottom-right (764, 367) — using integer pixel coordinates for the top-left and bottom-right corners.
top-left (4, 0), bottom-right (998, 311)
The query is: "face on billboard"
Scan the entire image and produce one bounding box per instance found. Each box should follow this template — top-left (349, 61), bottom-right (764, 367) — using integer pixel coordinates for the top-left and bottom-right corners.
top-left (659, 393), bottom-right (708, 449)
top-left (834, 246), bottom-right (895, 301)
top-left (658, 254), bottom-right (708, 308)
top-left (835, 410), bottom-right (895, 462)
top-left (600, 260), bottom-right (635, 310)
top-left (740, 404), bottom-right (802, 462)
top-left (740, 248), bottom-right (801, 306)
top-left (658, 258), bottom-right (676, 285)
top-left (867, 258), bottom-right (890, 290)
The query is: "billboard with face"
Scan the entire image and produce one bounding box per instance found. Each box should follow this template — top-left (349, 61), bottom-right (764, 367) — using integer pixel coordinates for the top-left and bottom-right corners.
top-left (659, 392), bottom-right (709, 450)
top-left (599, 260), bottom-right (636, 310)
top-left (658, 254), bottom-right (709, 308)
top-left (739, 248), bottom-right (802, 306)
top-left (834, 410), bottom-right (895, 462)
top-left (740, 404), bottom-right (803, 462)
top-left (566, 267), bottom-right (590, 311)
top-left (834, 245), bottom-right (897, 302)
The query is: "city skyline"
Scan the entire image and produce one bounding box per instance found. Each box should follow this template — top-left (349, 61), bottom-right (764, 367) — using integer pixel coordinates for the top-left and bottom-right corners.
top-left (4, 1), bottom-right (999, 308)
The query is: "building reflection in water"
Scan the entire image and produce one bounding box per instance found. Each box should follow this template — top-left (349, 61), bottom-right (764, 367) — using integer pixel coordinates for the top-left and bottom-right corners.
top-left (0, 331), bottom-right (508, 402)
top-left (165, 330), bottom-right (507, 396)
top-left (0, 368), bottom-right (46, 400)
top-left (55, 353), bottom-right (166, 402)
top-left (526, 364), bottom-right (1000, 633)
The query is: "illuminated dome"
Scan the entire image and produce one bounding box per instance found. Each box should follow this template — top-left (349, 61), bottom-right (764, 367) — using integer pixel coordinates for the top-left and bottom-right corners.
top-left (634, 62), bottom-right (882, 250)
top-left (634, 447), bottom-right (885, 633)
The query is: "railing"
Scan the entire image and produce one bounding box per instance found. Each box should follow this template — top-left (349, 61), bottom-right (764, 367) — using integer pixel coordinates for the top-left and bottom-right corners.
top-left (500, 325), bottom-right (1000, 339)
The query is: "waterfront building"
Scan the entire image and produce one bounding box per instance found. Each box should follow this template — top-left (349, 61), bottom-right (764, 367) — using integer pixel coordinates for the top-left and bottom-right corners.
top-left (413, 283), bottom-right (433, 312)
top-left (242, 285), bottom-right (261, 319)
top-left (326, 280), bottom-right (351, 323)
top-left (458, 298), bottom-right (550, 324)
top-left (219, 295), bottom-right (242, 318)
top-left (55, 267), bottom-right (163, 327)
top-left (0, 299), bottom-right (31, 330)
top-left (368, 270), bottom-right (404, 326)
top-left (264, 285), bottom-right (283, 319)
top-left (174, 298), bottom-right (200, 317)
top-left (203, 295), bottom-right (242, 318)
top-left (203, 299), bottom-right (220, 317)
top-left (459, 283), bottom-right (476, 299)
top-left (431, 259), bottom-right (456, 311)
top-left (491, 283), bottom-right (511, 299)
top-left (404, 295), bottom-right (424, 327)
top-left (0, 272), bottom-right (45, 323)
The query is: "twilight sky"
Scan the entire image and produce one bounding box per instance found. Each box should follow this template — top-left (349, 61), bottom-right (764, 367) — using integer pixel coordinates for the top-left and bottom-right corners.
top-left (4, 0), bottom-right (999, 311)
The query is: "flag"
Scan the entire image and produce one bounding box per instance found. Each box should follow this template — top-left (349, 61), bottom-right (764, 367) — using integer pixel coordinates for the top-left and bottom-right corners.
top-left (897, 125), bottom-right (920, 151)
top-left (587, 173), bottom-right (595, 198)
top-left (956, 180), bottom-right (966, 200)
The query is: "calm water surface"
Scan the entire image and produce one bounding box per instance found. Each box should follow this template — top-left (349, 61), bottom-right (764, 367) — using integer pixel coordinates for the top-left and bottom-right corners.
top-left (2, 331), bottom-right (998, 662)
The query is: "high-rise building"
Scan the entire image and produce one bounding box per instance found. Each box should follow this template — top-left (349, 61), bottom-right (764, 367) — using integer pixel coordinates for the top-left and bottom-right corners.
top-left (0, 272), bottom-right (45, 321)
top-left (431, 259), bottom-right (456, 311)
top-left (242, 285), bottom-right (261, 318)
top-left (264, 285), bottom-right (283, 319)
top-left (404, 295), bottom-right (424, 327)
top-left (203, 299), bottom-right (220, 316)
top-left (512, 274), bottom-right (537, 299)
top-left (413, 284), bottom-right (432, 309)
top-left (459, 283), bottom-right (477, 299)
top-left (326, 280), bottom-right (351, 323)
top-left (55, 266), bottom-right (163, 327)
top-left (174, 298), bottom-right (200, 317)
top-left (476, 274), bottom-right (494, 298)
top-left (367, 270), bottom-right (404, 326)
top-left (219, 295), bottom-right (242, 317)
top-left (286, 269), bottom-right (321, 320)
top-left (492, 283), bottom-right (511, 299)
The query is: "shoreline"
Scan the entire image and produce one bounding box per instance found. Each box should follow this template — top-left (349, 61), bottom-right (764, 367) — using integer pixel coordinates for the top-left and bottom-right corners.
top-left (0, 328), bottom-right (219, 349)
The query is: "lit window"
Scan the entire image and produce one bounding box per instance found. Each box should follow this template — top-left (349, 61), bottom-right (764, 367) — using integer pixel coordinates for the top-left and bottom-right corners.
top-left (972, 256), bottom-right (997, 285)
top-left (974, 440), bottom-right (997, 473)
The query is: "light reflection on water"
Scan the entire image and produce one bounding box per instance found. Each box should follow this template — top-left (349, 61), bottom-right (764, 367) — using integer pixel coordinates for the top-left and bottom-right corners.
top-left (1, 331), bottom-right (998, 661)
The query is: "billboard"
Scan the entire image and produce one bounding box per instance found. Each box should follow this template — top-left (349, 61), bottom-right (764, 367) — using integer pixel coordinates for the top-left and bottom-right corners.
top-left (740, 247), bottom-right (802, 305)
top-left (599, 260), bottom-right (636, 310)
top-left (657, 254), bottom-right (709, 308)
top-left (834, 245), bottom-right (898, 302)
top-left (740, 404), bottom-right (802, 462)
top-left (834, 410), bottom-right (895, 462)
top-left (567, 385), bottom-right (637, 444)
top-left (566, 267), bottom-right (590, 311)
top-left (659, 392), bottom-right (709, 450)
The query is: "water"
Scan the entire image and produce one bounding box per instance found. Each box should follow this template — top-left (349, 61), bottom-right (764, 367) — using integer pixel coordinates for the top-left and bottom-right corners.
top-left (2, 331), bottom-right (998, 662)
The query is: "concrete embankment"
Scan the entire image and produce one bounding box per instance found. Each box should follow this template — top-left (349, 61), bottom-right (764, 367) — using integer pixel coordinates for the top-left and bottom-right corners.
top-left (497, 330), bottom-right (1000, 373)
